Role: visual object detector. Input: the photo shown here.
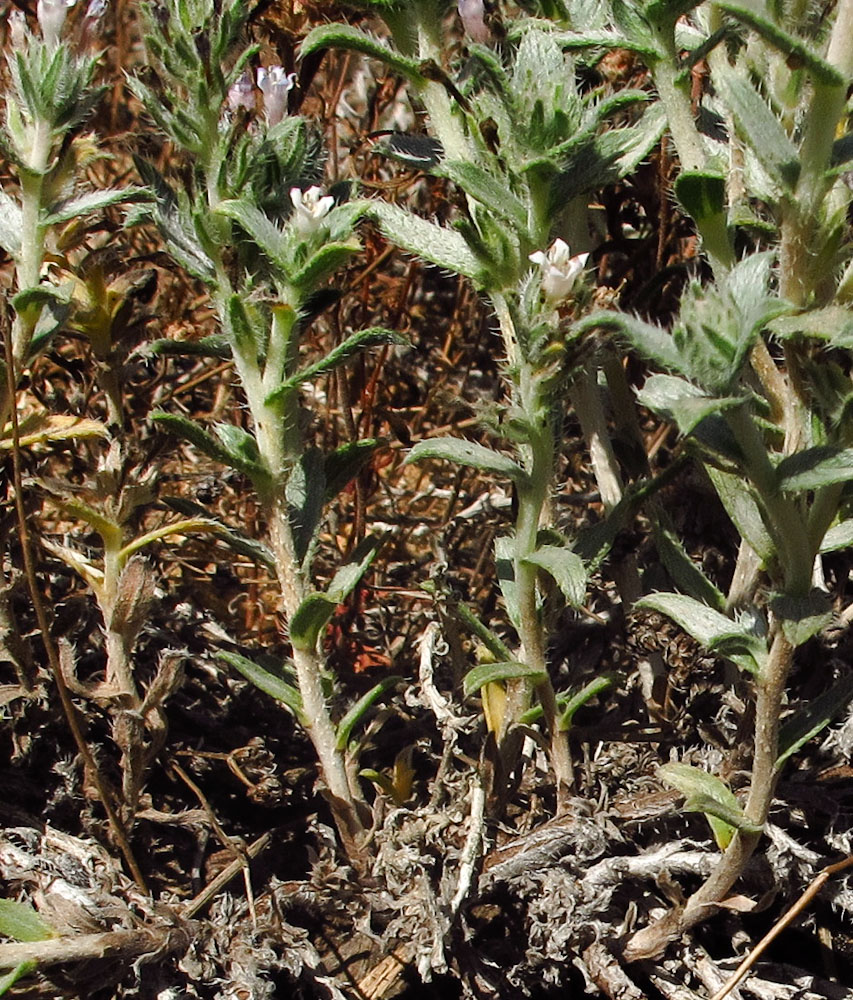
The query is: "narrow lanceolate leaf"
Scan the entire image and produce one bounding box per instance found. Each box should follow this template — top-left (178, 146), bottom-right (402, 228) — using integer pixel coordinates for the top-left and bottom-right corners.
top-left (0, 413), bottom-right (109, 449)
top-left (438, 161), bottom-right (528, 232)
top-left (406, 437), bottom-right (529, 485)
top-left (327, 533), bottom-right (384, 603)
top-left (151, 412), bottom-right (269, 483)
top-left (713, 69), bottom-right (800, 191)
top-left (219, 651), bottom-right (303, 719)
top-left (0, 961), bottom-right (37, 996)
top-left (717, 0), bottom-right (846, 86)
top-left (300, 23), bottom-right (426, 83)
top-left (336, 676), bottom-right (402, 750)
top-left (769, 589), bottom-right (833, 647)
top-left (324, 439), bottom-right (381, 502)
top-left (522, 545), bottom-right (587, 608)
top-left (636, 592), bottom-right (767, 673)
top-left (659, 762), bottom-right (753, 850)
top-left (289, 592), bottom-right (339, 652)
top-left (161, 495), bottom-right (276, 568)
top-left (821, 518), bottom-right (853, 553)
top-left (43, 186), bottom-right (150, 225)
top-left (706, 466), bottom-right (775, 563)
top-left (367, 201), bottom-right (483, 282)
top-left (215, 198), bottom-right (287, 272)
top-left (0, 899), bottom-right (55, 942)
top-left (463, 660), bottom-right (547, 697)
top-left (579, 311), bottom-right (683, 373)
top-left (777, 673), bottom-right (853, 769)
top-left (674, 171), bottom-right (726, 225)
top-left (636, 374), bottom-right (746, 437)
top-left (266, 329), bottom-right (407, 404)
top-left (557, 675), bottom-right (614, 731)
top-left (776, 446), bottom-right (853, 492)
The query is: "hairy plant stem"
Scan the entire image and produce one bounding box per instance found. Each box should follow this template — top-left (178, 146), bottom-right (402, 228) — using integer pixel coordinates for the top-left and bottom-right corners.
top-left (625, 627), bottom-right (793, 961)
top-left (201, 149), bottom-right (366, 849)
top-left (492, 301), bottom-right (574, 798)
top-left (2, 304), bottom-right (148, 892)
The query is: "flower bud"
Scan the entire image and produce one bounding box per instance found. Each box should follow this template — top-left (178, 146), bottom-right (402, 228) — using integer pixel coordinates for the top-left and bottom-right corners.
top-left (289, 186), bottom-right (334, 238)
top-left (37, 0), bottom-right (76, 47)
top-left (227, 70), bottom-right (255, 113)
top-left (256, 66), bottom-right (296, 127)
top-left (529, 239), bottom-right (589, 306)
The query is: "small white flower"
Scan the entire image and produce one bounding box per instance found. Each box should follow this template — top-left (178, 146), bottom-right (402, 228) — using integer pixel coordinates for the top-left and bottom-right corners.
top-left (226, 70), bottom-right (255, 113)
top-left (80, 0), bottom-right (107, 49)
top-left (256, 66), bottom-right (296, 127)
top-left (529, 239), bottom-right (589, 305)
top-left (289, 186), bottom-right (335, 238)
top-left (37, 0), bottom-right (76, 47)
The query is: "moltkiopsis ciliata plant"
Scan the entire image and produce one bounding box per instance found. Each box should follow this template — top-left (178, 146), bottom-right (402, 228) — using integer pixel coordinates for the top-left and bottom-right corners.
top-left (129, 0), bottom-right (409, 864)
top-left (304, 0), bottom-right (853, 961)
top-left (561, 0), bottom-right (853, 961)
top-left (302, 0), bottom-right (667, 816)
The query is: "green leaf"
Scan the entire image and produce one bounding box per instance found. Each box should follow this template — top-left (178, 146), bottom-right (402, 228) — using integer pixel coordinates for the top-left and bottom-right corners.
top-left (776, 446), bottom-right (853, 492)
top-left (717, 0), bottom-right (846, 86)
top-left (438, 161), bottom-right (528, 232)
top-left (327, 533), bottom-right (384, 603)
top-left (291, 241), bottom-right (362, 290)
top-left (777, 672), bottom-right (853, 769)
top-left (453, 600), bottom-right (514, 663)
top-left (147, 334), bottom-right (232, 359)
top-left (706, 465), bottom-right (775, 563)
top-left (324, 440), bottom-right (381, 502)
top-left (0, 899), bottom-right (55, 942)
top-left (769, 589), bottom-right (833, 647)
top-left (768, 306), bottom-right (853, 348)
top-left (636, 374), bottom-right (746, 436)
top-left (289, 535), bottom-right (385, 652)
top-left (463, 660), bottom-right (547, 697)
top-left (636, 592), bottom-right (767, 673)
top-left (583, 310), bottom-right (683, 373)
top-left (0, 962), bottom-right (37, 996)
top-left (522, 544), bottom-right (587, 608)
top-left (160, 496), bottom-right (275, 568)
top-left (821, 518), bottom-right (853, 553)
top-left (556, 675), bottom-right (614, 731)
top-left (151, 412), bottom-right (270, 484)
top-left (674, 170), bottom-right (726, 225)
top-left (300, 23), bottom-right (427, 82)
top-left (336, 675), bottom-right (402, 750)
top-left (289, 592), bottom-right (339, 652)
top-left (659, 762), bottom-right (752, 849)
top-left (495, 534), bottom-right (521, 629)
top-left (654, 520), bottom-right (727, 612)
top-left (286, 448), bottom-right (326, 566)
top-left (43, 187), bottom-right (150, 225)
top-left (406, 437), bottom-right (529, 485)
top-left (215, 198), bottom-right (288, 273)
top-left (367, 201), bottom-right (483, 282)
top-left (713, 68), bottom-right (800, 191)
top-left (219, 651), bottom-right (303, 718)
top-left (266, 328), bottom-right (407, 404)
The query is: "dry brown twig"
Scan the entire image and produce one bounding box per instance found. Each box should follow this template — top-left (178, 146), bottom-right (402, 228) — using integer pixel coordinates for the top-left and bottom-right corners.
top-left (709, 854), bottom-right (853, 1000)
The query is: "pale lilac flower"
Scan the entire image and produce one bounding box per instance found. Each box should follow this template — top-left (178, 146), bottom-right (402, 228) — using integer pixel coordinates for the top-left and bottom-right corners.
top-left (457, 0), bottom-right (491, 44)
top-left (529, 239), bottom-right (589, 305)
top-left (289, 186), bottom-right (334, 238)
top-left (256, 66), bottom-right (296, 127)
top-left (80, 0), bottom-right (107, 49)
top-left (9, 9), bottom-right (27, 50)
top-left (37, 0), bottom-right (76, 47)
top-left (227, 70), bottom-right (255, 113)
